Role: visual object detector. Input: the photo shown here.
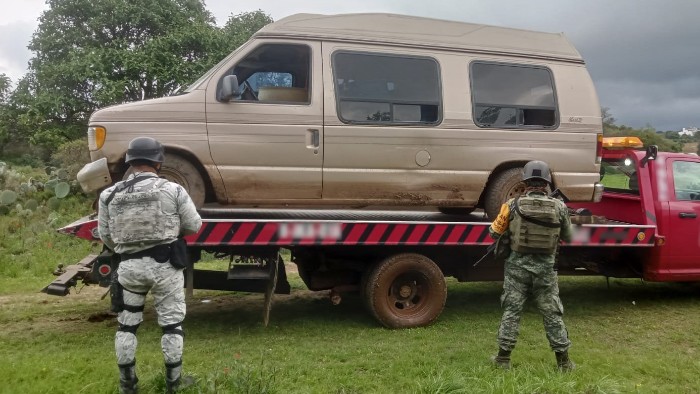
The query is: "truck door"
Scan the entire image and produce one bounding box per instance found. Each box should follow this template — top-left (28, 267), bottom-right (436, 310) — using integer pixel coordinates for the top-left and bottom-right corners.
top-left (662, 158), bottom-right (700, 277)
top-left (205, 41), bottom-right (323, 202)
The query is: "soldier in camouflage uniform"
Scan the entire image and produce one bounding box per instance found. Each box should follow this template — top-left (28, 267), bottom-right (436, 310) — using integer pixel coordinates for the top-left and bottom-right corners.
top-left (98, 137), bottom-right (202, 393)
top-left (488, 160), bottom-right (575, 371)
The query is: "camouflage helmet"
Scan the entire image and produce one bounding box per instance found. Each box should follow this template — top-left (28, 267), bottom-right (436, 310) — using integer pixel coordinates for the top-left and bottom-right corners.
top-left (125, 137), bottom-right (164, 164)
top-left (522, 160), bottom-right (552, 184)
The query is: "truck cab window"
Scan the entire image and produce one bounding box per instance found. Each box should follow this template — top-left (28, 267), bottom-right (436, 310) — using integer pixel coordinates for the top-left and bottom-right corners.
top-left (471, 62), bottom-right (557, 128)
top-left (600, 159), bottom-right (639, 195)
top-left (227, 44), bottom-right (310, 103)
top-left (672, 160), bottom-right (700, 201)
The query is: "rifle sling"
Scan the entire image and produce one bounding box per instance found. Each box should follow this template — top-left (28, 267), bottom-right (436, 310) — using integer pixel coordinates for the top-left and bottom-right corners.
top-left (105, 175), bottom-right (154, 206)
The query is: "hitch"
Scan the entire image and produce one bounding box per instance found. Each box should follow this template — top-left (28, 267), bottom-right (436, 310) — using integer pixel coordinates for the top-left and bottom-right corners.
top-left (42, 254), bottom-right (99, 296)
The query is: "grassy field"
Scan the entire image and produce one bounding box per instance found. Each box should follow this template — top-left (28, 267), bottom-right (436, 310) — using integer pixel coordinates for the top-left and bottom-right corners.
top-left (2, 262), bottom-right (700, 392)
top-left (2, 208), bottom-right (700, 393)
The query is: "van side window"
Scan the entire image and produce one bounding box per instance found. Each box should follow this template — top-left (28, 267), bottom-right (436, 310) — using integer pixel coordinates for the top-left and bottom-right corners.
top-left (333, 52), bottom-right (441, 124)
top-left (470, 62), bottom-right (557, 128)
top-left (227, 44), bottom-right (310, 103)
top-left (672, 160), bottom-right (700, 201)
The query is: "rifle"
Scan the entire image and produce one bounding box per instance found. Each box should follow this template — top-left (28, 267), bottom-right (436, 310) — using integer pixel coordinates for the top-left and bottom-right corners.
top-left (473, 242), bottom-right (497, 267)
top-left (473, 234), bottom-right (509, 267)
top-left (549, 188), bottom-right (570, 203)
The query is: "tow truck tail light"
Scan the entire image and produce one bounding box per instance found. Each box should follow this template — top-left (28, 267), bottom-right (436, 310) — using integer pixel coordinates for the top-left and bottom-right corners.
top-left (596, 133), bottom-right (603, 164)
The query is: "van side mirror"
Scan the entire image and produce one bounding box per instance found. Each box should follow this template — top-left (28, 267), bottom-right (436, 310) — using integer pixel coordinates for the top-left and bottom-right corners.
top-left (220, 75), bottom-right (240, 102)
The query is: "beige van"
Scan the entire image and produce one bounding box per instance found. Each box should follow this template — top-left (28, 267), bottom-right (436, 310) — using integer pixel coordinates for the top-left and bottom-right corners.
top-left (82, 13), bottom-right (604, 218)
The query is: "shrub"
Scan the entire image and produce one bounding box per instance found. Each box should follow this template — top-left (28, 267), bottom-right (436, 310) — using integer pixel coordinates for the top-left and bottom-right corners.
top-left (51, 138), bottom-right (91, 179)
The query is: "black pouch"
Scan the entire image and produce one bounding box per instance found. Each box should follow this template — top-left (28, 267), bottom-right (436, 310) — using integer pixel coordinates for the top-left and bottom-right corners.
top-left (110, 271), bottom-right (124, 313)
top-left (169, 238), bottom-right (189, 269)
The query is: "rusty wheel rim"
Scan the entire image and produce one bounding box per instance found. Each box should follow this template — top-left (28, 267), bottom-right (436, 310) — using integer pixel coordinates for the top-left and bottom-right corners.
top-left (387, 271), bottom-right (429, 315)
top-left (506, 181), bottom-right (526, 200)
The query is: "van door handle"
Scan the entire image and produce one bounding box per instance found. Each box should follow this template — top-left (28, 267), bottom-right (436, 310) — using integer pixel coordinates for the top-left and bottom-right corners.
top-left (306, 129), bottom-right (319, 149)
top-left (679, 212), bottom-right (697, 218)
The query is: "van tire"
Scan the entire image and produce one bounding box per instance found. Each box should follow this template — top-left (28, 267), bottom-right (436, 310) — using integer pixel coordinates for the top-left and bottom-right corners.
top-left (484, 167), bottom-right (526, 219)
top-left (364, 253), bottom-right (446, 328)
top-left (159, 154), bottom-right (206, 208)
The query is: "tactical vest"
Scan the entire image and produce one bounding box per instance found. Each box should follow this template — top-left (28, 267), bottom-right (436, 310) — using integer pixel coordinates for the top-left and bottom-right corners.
top-left (107, 177), bottom-right (180, 245)
top-left (509, 195), bottom-right (561, 254)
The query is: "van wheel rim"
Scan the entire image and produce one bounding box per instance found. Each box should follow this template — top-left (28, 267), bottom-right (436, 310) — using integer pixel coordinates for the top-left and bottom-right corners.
top-left (507, 181), bottom-right (526, 199)
top-left (388, 272), bottom-right (427, 313)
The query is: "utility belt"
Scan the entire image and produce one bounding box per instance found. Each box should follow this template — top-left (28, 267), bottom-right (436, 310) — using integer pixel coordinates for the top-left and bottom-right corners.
top-left (111, 238), bottom-right (189, 313)
top-left (120, 238), bottom-right (188, 269)
top-left (121, 243), bottom-right (171, 263)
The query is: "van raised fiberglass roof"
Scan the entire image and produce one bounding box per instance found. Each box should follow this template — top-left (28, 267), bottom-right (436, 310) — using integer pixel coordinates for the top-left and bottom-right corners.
top-left (254, 13), bottom-right (583, 63)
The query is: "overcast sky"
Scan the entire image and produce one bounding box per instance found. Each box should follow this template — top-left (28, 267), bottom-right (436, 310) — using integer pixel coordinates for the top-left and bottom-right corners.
top-left (1, 0), bottom-right (698, 131)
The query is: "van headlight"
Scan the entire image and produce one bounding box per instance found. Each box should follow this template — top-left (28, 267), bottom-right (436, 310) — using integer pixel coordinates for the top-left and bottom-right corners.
top-left (87, 126), bottom-right (106, 151)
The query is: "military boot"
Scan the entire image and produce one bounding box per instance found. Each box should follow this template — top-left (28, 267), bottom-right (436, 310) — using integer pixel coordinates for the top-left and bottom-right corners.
top-left (118, 361), bottom-right (138, 394)
top-left (491, 348), bottom-right (511, 369)
top-left (555, 351), bottom-right (575, 372)
top-left (165, 362), bottom-right (195, 393)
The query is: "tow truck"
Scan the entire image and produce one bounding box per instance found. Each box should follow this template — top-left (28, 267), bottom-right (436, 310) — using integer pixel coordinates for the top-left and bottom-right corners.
top-left (44, 137), bottom-right (700, 328)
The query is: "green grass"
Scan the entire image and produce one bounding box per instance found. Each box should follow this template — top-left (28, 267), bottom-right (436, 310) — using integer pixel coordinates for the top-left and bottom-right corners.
top-left (2, 260), bottom-right (700, 393)
top-left (2, 211), bottom-right (700, 393)
top-left (0, 196), bottom-right (99, 294)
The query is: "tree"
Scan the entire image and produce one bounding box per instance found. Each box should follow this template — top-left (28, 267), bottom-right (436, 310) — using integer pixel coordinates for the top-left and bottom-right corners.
top-left (0, 74), bottom-right (10, 103)
top-left (22, 0), bottom-right (266, 152)
top-left (600, 107), bottom-right (682, 152)
top-left (1, 3), bottom-right (273, 158)
top-left (601, 107), bottom-right (616, 133)
top-left (218, 11), bottom-right (273, 56)
top-left (0, 74), bottom-right (11, 148)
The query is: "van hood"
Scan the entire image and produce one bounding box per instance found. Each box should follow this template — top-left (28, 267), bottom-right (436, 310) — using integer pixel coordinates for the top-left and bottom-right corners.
top-left (90, 90), bottom-right (206, 124)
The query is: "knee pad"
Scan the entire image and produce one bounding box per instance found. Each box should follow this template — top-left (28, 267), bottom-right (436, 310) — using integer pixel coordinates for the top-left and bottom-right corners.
top-left (161, 321), bottom-right (185, 338)
top-left (118, 323), bottom-right (140, 334)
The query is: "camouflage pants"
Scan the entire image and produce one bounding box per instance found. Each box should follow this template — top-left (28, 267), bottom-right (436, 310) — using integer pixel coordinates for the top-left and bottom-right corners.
top-left (497, 264), bottom-right (571, 353)
top-left (115, 258), bottom-right (186, 374)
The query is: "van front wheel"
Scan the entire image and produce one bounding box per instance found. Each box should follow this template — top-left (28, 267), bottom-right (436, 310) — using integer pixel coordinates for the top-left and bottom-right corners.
top-left (484, 167), bottom-right (526, 219)
top-left (159, 154), bottom-right (206, 208)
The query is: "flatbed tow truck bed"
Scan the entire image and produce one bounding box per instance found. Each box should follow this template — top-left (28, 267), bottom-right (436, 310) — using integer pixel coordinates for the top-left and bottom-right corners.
top-left (58, 208), bottom-right (655, 248)
top-left (44, 207), bottom-right (656, 328)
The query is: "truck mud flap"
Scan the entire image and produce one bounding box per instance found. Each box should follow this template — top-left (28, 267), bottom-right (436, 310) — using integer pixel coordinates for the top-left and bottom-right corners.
top-left (42, 254), bottom-right (100, 296)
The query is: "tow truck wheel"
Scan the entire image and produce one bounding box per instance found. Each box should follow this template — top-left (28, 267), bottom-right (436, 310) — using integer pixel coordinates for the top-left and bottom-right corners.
top-left (483, 167), bottom-right (526, 219)
top-left (364, 253), bottom-right (446, 328)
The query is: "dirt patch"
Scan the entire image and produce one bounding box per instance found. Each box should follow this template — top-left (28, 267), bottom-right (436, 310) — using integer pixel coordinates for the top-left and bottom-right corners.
top-left (1, 266), bottom-right (324, 335)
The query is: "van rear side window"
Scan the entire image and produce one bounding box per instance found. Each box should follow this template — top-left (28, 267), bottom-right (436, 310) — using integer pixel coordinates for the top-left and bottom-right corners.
top-left (333, 52), bottom-right (441, 124)
top-left (470, 62), bottom-right (557, 128)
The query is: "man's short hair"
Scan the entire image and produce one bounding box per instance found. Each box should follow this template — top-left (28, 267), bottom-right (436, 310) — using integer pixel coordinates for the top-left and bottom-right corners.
top-left (525, 179), bottom-right (549, 188)
top-left (128, 159), bottom-right (158, 168)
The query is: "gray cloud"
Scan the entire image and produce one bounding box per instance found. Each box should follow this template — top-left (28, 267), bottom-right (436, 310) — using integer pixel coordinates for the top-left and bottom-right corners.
top-left (0, 21), bottom-right (34, 83)
top-left (3, 0), bottom-right (699, 130)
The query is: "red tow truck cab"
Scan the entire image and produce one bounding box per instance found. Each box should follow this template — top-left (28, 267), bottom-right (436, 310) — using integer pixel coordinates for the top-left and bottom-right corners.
top-left (569, 136), bottom-right (700, 281)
